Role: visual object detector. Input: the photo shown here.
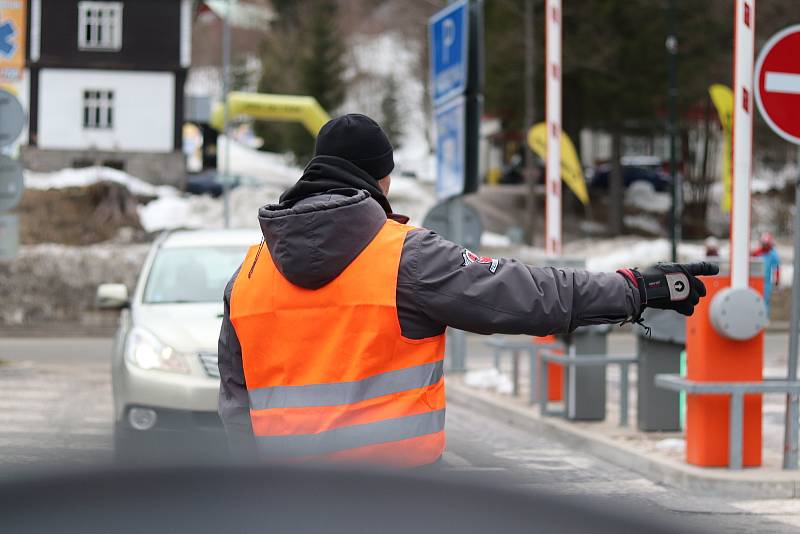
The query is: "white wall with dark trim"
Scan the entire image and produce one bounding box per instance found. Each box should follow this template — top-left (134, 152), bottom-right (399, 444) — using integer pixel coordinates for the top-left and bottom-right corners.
top-left (37, 69), bottom-right (175, 152)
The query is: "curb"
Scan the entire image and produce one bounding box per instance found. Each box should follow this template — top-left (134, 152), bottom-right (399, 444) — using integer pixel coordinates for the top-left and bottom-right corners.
top-left (447, 380), bottom-right (800, 499)
top-left (0, 324), bottom-right (116, 338)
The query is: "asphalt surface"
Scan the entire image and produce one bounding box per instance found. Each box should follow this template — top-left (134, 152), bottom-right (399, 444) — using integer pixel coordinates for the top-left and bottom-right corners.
top-left (0, 337), bottom-right (798, 532)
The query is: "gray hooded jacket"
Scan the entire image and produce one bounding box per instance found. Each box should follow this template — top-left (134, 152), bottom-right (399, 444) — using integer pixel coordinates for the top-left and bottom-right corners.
top-left (218, 189), bottom-right (642, 451)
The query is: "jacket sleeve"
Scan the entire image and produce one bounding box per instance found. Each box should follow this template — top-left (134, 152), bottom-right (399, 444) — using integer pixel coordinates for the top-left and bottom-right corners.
top-left (396, 229), bottom-right (642, 337)
top-left (218, 266), bottom-right (258, 459)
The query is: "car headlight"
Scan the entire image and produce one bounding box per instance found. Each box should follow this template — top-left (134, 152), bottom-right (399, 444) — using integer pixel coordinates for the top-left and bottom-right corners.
top-left (125, 327), bottom-right (190, 374)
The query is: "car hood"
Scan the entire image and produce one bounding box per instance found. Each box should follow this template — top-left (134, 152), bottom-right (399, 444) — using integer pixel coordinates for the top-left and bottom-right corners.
top-left (134, 303), bottom-right (223, 354)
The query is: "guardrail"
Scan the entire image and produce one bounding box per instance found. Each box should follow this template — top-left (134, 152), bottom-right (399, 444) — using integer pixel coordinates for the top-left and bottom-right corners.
top-left (484, 337), bottom-right (563, 404)
top-left (539, 350), bottom-right (638, 427)
top-left (655, 375), bottom-right (800, 469)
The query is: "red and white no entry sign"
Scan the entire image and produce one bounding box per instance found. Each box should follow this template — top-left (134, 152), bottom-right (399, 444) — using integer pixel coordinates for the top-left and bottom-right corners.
top-left (755, 24), bottom-right (800, 145)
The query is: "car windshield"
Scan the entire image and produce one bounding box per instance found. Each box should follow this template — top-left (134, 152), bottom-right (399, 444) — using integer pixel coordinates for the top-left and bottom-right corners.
top-left (143, 246), bottom-right (247, 304)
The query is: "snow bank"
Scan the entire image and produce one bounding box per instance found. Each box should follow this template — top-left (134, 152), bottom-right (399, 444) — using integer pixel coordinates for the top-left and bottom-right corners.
top-left (217, 136), bottom-right (300, 188)
top-left (463, 368), bottom-right (514, 395)
top-left (752, 163), bottom-right (799, 193)
top-left (25, 166), bottom-right (171, 197)
top-left (481, 232), bottom-right (513, 248)
top-left (0, 243), bottom-right (148, 324)
top-left (387, 176), bottom-right (436, 226)
top-left (624, 181), bottom-right (671, 213)
top-left (138, 184), bottom-right (284, 232)
top-left (564, 237), bottom-right (708, 272)
top-left (22, 137), bottom-right (438, 233)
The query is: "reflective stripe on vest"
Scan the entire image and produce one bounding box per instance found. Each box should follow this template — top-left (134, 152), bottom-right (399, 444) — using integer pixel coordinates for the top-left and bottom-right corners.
top-left (248, 360), bottom-right (444, 410)
top-left (230, 219), bottom-right (447, 467)
top-left (256, 409), bottom-right (446, 459)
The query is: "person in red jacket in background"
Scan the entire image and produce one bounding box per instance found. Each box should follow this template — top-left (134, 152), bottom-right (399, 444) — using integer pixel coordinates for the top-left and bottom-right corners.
top-left (753, 232), bottom-right (780, 312)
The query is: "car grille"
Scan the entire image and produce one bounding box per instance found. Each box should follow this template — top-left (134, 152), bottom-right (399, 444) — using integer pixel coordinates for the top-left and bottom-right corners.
top-left (198, 352), bottom-right (220, 378)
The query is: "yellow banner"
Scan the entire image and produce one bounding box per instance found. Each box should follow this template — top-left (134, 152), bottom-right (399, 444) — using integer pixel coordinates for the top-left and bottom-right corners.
top-left (709, 84), bottom-right (733, 213)
top-left (0, 0), bottom-right (26, 81)
top-left (527, 123), bottom-right (589, 205)
top-left (211, 92), bottom-right (331, 137)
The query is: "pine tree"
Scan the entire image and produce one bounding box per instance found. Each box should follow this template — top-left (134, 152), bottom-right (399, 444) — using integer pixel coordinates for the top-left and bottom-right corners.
top-left (380, 75), bottom-right (403, 149)
top-left (254, 0), bottom-right (347, 164)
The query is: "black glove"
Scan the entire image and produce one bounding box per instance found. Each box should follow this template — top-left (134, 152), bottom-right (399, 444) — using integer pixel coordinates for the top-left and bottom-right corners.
top-left (621, 262), bottom-right (720, 317)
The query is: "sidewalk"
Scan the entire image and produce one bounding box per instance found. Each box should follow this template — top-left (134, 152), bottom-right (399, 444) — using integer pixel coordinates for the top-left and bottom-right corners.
top-left (451, 332), bottom-right (800, 499)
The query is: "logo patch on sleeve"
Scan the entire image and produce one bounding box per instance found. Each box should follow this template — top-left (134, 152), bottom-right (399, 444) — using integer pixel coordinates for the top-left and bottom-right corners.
top-left (462, 249), bottom-right (499, 274)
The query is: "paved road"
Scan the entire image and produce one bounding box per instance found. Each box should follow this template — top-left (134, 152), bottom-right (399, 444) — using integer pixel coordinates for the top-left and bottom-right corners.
top-left (0, 340), bottom-right (113, 476)
top-left (0, 337), bottom-right (799, 532)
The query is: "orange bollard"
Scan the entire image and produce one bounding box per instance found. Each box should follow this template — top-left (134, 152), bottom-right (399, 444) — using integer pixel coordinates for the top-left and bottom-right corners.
top-left (685, 274), bottom-right (764, 467)
top-left (535, 335), bottom-right (563, 401)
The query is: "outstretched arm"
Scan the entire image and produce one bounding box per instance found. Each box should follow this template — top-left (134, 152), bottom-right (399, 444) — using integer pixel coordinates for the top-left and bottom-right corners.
top-left (396, 230), bottom-right (717, 338)
top-left (397, 230), bottom-right (641, 337)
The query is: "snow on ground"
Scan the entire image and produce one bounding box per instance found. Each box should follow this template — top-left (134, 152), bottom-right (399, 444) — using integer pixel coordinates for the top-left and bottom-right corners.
top-left (464, 368), bottom-right (514, 395)
top-left (136, 173), bottom-right (434, 232)
top-left (217, 136), bottom-right (300, 189)
top-left (481, 232), bottom-right (513, 248)
top-left (752, 163), bottom-right (799, 193)
top-left (24, 166), bottom-right (171, 197)
top-left (26, 137), bottom-right (437, 233)
top-left (138, 184), bottom-right (285, 232)
top-left (624, 181), bottom-right (671, 213)
top-left (562, 237), bottom-right (708, 272)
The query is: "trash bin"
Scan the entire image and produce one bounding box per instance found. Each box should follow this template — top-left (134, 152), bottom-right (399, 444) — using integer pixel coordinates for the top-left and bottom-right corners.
top-left (636, 308), bottom-right (686, 431)
top-left (563, 324), bottom-right (611, 421)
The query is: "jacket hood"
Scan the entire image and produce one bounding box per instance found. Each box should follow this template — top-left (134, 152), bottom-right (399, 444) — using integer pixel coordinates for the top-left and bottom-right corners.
top-left (257, 188), bottom-right (387, 289)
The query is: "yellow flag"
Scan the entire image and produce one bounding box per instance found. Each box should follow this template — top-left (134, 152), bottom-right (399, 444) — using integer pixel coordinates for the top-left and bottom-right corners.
top-left (709, 84), bottom-right (733, 213)
top-left (527, 123), bottom-right (589, 205)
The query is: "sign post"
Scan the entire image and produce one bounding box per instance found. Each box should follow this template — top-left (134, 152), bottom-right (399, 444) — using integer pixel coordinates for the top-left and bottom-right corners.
top-left (429, 0), bottom-right (483, 372)
top-left (434, 96), bottom-right (466, 200)
top-left (754, 23), bottom-right (800, 470)
top-left (0, 86), bottom-right (26, 263)
top-left (0, 88), bottom-right (25, 146)
top-left (0, 155), bottom-right (23, 211)
top-left (544, 0), bottom-right (561, 257)
top-left (730, 0), bottom-right (755, 291)
top-left (0, 213), bottom-right (18, 262)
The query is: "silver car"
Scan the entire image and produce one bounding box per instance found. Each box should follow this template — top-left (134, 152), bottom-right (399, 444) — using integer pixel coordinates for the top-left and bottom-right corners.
top-left (97, 229), bottom-right (259, 461)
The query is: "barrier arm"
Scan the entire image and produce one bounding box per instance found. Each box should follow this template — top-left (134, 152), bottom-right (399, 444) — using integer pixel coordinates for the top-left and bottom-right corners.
top-left (210, 92), bottom-right (331, 137)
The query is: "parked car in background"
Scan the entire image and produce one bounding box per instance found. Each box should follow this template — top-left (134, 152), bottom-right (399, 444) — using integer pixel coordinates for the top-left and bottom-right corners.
top-left (97, 229), bottom-right (260, 462)
top-left (185, 170), bottom-right (242, 197)
top-left (587, 156), bottom-right (672, 192)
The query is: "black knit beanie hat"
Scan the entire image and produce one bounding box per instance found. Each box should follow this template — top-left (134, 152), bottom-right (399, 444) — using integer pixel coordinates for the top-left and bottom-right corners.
top-left (314, 114), bottom-right (395, 180)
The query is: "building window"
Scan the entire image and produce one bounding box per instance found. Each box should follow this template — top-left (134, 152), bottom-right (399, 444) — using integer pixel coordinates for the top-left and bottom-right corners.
top-left (83, 90), bottom-right (114, 129)
top-left (78, 1), bottom-right (123, 51)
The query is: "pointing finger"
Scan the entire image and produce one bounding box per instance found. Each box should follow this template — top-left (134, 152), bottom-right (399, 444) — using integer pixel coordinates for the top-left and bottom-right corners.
top-left (684, 262), bottom-right (720, 277)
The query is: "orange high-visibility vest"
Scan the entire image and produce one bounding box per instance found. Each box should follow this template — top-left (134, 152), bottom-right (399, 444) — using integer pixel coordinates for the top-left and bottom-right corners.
top-left (230, 219), bottom-right (446, 467)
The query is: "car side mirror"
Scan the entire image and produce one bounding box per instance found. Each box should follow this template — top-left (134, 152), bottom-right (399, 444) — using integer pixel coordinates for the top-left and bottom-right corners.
top-left (96, 284), bottom-right (130, 310)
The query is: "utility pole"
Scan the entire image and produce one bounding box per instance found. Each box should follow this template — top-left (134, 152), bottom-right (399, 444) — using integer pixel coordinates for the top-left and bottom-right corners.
top-left (523, 0), bottom-right (537, 245)
top-left (666, 0), bottom-right (680, 261)
top-left (221, 0), bottom-right (234, 228)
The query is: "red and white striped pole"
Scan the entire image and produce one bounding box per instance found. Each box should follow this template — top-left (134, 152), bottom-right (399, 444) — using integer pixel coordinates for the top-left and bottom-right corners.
top-left (545, 0), bottom-right (562, 257)
top-left (730, 0), bottom-right (755, 289)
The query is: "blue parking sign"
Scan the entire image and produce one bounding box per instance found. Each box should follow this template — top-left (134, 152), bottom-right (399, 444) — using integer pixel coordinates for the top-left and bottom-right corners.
top-left (435, 96), bottom-right (466, 200)
top-left (429, 0), bottom-right (469, 106)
